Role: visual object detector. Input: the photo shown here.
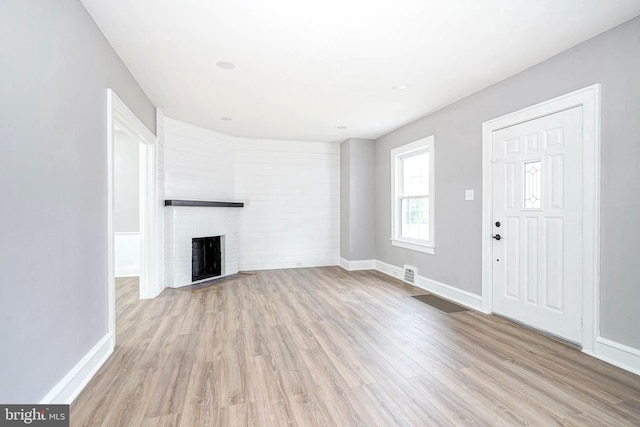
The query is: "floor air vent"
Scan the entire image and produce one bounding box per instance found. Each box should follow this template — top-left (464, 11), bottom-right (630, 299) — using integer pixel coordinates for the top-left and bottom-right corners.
top-left (403, 265), bottom-right (416, 284)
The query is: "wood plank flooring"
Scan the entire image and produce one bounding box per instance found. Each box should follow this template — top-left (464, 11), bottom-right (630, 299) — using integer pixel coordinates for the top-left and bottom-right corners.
top-left (70, 267), bottom-right (640, 426)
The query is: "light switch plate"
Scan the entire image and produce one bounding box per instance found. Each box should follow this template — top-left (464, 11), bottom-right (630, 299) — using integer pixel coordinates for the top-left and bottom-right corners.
top-left (465, 190), bottom-right (474, 201)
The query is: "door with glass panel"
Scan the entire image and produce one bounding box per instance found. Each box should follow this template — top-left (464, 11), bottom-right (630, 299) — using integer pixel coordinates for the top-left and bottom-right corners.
top-left (491, 106), bottom-right (583, 343)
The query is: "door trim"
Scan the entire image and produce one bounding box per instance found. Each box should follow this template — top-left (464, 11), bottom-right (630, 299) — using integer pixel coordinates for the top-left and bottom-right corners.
top-left (107, 89), bottom-right (159, 344)
top-left (481, 84), bottom-right (601, 352)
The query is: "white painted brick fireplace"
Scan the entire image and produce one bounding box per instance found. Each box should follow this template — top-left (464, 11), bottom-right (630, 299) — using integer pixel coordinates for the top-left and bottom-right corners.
top-left (165, 205), bottom-right (239, 287)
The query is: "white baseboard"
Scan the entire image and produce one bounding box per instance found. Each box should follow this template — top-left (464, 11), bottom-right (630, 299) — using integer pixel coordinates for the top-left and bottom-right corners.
top-left (39, 333), bottom-right (114, 404)
top-left (239, 258), bottom-right (340, 272)
top-left (373, 259), bottom-right (402, 278)
top-left (339, 258), bottom-right (376, 271)
top-left (115, 265), bottom-right (140, 277)
top-left (374, 260), bottom-right (484, 312)
top-left (589, 337), bottom-right (640, 376)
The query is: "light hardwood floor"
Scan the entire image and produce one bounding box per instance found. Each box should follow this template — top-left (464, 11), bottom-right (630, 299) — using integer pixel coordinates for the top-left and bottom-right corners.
top-left (70, 267), bottom-right (640, 426)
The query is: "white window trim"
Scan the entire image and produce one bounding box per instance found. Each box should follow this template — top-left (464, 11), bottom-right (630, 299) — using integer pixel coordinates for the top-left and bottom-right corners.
top-left (390, 135), bottom-right (435, 254)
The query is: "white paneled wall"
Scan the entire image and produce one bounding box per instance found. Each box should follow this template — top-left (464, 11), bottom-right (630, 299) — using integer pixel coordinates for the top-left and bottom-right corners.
top-left (235, 138), bottom-right (340, 270)
top-left (164, 118), bottom-right (235, 201)
top-left (162, 118), bottom-right (340, 274)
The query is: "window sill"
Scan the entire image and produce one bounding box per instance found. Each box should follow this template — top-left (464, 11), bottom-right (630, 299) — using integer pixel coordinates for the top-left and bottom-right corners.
top-left (390, 238), bottom-right (435, 254)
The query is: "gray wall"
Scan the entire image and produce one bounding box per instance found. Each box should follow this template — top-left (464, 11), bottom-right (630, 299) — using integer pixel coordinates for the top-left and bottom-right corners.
top-left (0, 0), bottom-right (155, 402)
top-left (374, 16), bottom-right (640, 349)
top-left (340, 140), bottom-right (351, 257)
top-left (341, 138), bottom-right (375, 261)
top-left (114, 131), bottom-right (140, 232)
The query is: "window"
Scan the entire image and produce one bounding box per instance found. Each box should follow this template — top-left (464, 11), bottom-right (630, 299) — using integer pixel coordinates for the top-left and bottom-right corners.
top-left (391, 136), bottom-right (435, 254)
top-left (523, 160), bottom-right (542, 209)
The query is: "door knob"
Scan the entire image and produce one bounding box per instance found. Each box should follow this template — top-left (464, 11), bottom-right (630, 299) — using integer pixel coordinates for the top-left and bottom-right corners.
top-left (492, 234), bottom-right (502, 241)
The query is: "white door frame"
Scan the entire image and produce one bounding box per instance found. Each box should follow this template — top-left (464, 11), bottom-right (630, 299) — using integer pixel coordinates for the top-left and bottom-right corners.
top-left (481, 84), bottom-right (601, 353)
top-left (107, 89), bottom-right (159, 342)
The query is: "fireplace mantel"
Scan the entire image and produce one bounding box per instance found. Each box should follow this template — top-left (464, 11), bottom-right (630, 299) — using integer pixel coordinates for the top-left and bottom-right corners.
top-left (164, 200), bottom-right (244, 208)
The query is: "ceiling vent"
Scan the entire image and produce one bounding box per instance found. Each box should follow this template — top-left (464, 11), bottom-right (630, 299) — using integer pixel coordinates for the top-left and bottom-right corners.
top-left (403, 265), bottom-right (416, 284)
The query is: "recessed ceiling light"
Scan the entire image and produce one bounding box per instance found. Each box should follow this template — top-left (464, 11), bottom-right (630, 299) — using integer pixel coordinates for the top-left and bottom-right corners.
top-left (393, 84), bottom-right (408, 91)
top-left (220, 116), bottom-right (233, 121)
top-left (337, 126), bottom-right (348, 129)
top-left (216, 61), bottom-right (235, 70)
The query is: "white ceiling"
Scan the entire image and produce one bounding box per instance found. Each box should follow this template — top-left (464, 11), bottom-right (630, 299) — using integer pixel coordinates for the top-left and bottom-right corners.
top-left (81, 0), bottom-right (640, 143)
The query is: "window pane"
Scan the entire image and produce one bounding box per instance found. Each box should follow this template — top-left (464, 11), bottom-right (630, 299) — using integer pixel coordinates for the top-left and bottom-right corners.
top-left (401, 150), bottom-right (429, 197)
top-left (524, 160), bottom-right (542, 209)
top-left (400, 197), bottom-right (430, 240)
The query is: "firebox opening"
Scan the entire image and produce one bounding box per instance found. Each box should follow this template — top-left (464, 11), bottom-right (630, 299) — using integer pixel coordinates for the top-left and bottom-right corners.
top-left (192, 236), bottom-right (222, 282)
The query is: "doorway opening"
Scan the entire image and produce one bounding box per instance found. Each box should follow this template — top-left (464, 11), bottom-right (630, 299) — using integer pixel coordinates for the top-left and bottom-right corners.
top-left (113, 126), bottom-right (141, 280)
top-left (107, 89), bottom-right (159, 345)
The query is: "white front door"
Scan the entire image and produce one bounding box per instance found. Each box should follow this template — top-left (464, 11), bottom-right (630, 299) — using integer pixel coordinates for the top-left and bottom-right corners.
top-left (492, 106), bottom-right (583, 343)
